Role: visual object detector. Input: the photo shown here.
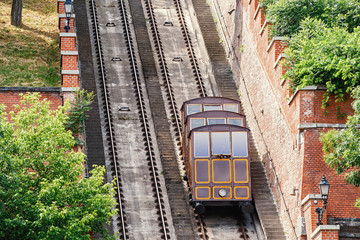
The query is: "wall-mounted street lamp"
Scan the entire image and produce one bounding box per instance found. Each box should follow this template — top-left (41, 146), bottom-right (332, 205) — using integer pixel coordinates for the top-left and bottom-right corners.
top-left (315, 175), bottom-right (330, 225)
top-left (64, 0), bottom-right (73, 32)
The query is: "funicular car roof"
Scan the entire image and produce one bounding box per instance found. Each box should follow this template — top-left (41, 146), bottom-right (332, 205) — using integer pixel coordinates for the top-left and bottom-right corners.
top-left (181, 97), bottom-right (241, 111)
top-left (184, 110), bottom-right (246, 126)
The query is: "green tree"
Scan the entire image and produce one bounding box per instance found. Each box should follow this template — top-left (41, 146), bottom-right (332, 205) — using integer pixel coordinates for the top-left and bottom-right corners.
top-left (284, 18), bottom-right (360, 106)
top-left (263, 0), bottom-right (360, 37)
top-left (65, 89), bottom-right (94, 145)
top-left (0, 93), bottom-right (117, 239)
top-left (321, 86), bottom-right (360, 208)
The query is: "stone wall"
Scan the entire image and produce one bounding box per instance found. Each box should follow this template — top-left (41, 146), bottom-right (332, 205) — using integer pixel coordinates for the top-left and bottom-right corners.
top-left (206, 0), bottom-right (360, 239)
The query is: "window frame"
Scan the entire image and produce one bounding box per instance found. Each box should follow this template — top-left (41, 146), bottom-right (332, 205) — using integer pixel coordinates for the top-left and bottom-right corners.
top-left (223, 104), bottom-right (239, 113)
top-left (190, 118), bottom-right (205, 130)
top-left (211, 131), bottom-right (231, 156)
top-left (228, 118), bottom-right (243, 126)
top-left (193, 132), bottom-right (210, 158)
top-left (203, 104), bottom-right (222, 111)
top-left (207, 118), bottom-right (226, 125)
top-left (232, 131), bottom-right (248, 157)
top-left (187, 104), bottom-right (202, 115)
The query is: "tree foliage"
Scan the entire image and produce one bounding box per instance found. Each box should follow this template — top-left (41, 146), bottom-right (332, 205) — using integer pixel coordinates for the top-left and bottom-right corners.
top-left (283, 18), bottom-right (360, 106)
top-left (0, 93), bottom-right (117, 239)
top-left (65, 89), bottom-right (94, 141)
top-left (321, 86), bottom-right (360, 192)
top-left (263, 0), bottom-right (360, 37)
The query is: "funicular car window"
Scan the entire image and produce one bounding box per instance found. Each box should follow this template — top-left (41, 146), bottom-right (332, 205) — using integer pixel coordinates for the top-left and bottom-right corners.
top-left (232, 132), bottom-right (248, 157)
top-left (194, 132), bottom-right (209, 157)
top-left (188, 104), bottom-right (202, 115)
top-left (191, 118), bottom-right (205, 130)
top-left (228, 118), bottom-right (243, 126)
top-left (211, 132), bottom-right (231, 155)
top-left (224, 104), bottom-right (238, 113)
top-left (204, 105), bottom-right (222, 111)
top-left (208, 118), bottom-right (226, 125)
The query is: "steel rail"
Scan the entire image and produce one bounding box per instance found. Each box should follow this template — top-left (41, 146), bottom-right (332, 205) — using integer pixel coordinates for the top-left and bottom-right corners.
top-left (174, 0), bottom-right (207, 98)
top-left (89, 0), bottom-right (127, 239)
top-left (173, 0), bottom-right (208, 238)
top-left (118, 0), bottom-right (169, 238)
top-left (145, 0), bottom-right (182, 142)
top-left (198, 215), bottom-right (208, 240)
top-left (239, 222), bottom-right (248, 240)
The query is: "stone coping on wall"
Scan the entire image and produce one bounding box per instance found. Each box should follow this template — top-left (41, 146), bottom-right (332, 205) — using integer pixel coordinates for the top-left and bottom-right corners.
top-left (61, 51), bottom-right (78, 55)
top-left (0, 87), bottom-right (78, 94)
top-left (310, 225), bottom-right (340, 239)
top-left (61, 87), bottom-right (79, 92)
top-left (301, 194), bottom-right (322, 206)
top-left (274, 53), bottom-right (287, 69)
top-left (0, 87), bottom-right (62, 92)
top-left (62, 70), bottom-right (79, 75)
top-left (60, 33), bottom-right (77, 37)
top-left (288, 86), bottom-right (327, 105)
top-left (259, 19), bottom-right (269, 35)
top-left (267, 36), bottom-right (288, 52)
top-left (59, 14), bottom-right (76, 18)
top-left (299, 123), bottom-right (347, 129)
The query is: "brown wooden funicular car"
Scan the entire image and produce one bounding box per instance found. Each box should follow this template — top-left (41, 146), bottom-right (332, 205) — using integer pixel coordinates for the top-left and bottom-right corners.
top-left (181, 97), bottom-right (252, 214)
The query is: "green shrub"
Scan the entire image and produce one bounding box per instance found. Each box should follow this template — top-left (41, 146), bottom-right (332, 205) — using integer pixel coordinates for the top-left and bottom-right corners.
top-left (284, 18), bottom-right (360, 105)
top-left (263, 0), bottom-right (360, 37)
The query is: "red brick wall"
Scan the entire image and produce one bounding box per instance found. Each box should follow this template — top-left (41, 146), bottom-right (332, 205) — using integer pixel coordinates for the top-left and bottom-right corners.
top-left (299, 91), bottom-right (353, 124)
top-left (313, 229), bottom-right (339, 240)
top-left (62, 55), bottom-right (78, 70)
top-left (303, 198), bottom-right (327, 238)
top-left (59, 18), bottom-right (75, 33)
top-left (240, 0), bottom-right (360, 216)
top-left (62, 74), bottom-right (79, 87)
top-left (61, 37), bottom-right (76, 51)
top-left (303, 128), bottom-right (360, 218)
top-left (212, 0), bottom-right (360, 238)
top-left (0, 90), bottom-right (63, 115)
top-left (58, 0), bottom-right (65, 14)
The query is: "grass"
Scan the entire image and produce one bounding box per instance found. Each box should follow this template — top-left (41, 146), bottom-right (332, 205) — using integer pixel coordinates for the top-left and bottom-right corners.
top-left (0, 0), bottom-right (60, 87)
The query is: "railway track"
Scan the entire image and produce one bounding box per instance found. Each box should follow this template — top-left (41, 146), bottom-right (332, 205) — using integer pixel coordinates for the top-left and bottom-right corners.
top-left (89, 0), bottom-right (172, 238)
top-left (88, 0), bottom-right (128, 238)
top-left (142, 0), bottom-right (256, 239)
top-left (87, 0), bottom-right (259, 238)
top-left (142, 0), bottom-right (208, 238)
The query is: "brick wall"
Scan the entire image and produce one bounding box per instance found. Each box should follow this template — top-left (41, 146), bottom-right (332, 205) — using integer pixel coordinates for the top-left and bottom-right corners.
top-left (303, 128), bottom-right (360, 218)
top-left (311, 226), bottom-right (340, 240)
top-left (61, 36), bottom-right (77, 51)
top-left (299, 90), bottom-right (353, 124)
top-left (58, 0), bottom-right (79, 88)
top-left (314, 230), bottom-right (339, 240)
top-left (0, 88), bottom-right (63, 115)
top-left (208, 0), bottom-right (360, 239)
top-left (59, 17), bottom-right (75, 33)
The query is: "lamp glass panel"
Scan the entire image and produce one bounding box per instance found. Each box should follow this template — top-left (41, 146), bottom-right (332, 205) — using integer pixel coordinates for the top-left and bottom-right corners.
top-left (64, 2), bottom-right (72, 13)
top-left (320, 183), bottom-right (330, 196)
